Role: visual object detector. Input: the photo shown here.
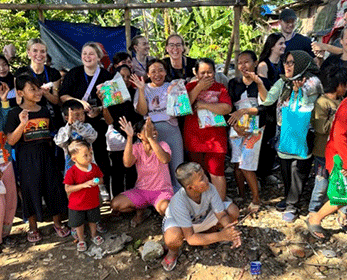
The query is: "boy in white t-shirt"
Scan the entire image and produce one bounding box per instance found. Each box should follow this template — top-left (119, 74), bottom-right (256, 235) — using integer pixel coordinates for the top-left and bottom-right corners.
top-left (161, 162), bottom-right (241, 271)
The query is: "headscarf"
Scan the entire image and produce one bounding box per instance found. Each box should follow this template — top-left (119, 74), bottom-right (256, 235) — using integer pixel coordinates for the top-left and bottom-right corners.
top-left (280, 50), bottom-right (320, 103)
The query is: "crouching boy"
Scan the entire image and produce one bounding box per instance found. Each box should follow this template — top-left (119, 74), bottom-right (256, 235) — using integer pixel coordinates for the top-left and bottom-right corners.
top-left (161, 162), bottom-right (241, 271)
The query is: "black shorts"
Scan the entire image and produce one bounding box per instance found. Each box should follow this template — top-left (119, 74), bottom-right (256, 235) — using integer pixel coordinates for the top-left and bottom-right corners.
top-left (68, 207), bottom-right (100, 228)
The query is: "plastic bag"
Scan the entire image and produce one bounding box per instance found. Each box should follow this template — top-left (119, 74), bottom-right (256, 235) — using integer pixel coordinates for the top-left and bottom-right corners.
top-left (327, 154), bottom-right (347, 206)
top-left (229, 114), bottom-right (260, 138)
top-left (166, 79), bottom-right (193, 117)
top-left (105, 124), bottom-right (126, 151)
top-left (197, 109), bottom-right (227, 129)
top-left (100, 72), bottom-right (131, 108)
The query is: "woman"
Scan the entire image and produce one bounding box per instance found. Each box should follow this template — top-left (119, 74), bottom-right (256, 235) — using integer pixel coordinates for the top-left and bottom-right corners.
top-left (129, 35), bottom-right (153, 78)
top-left (184, 58), bottom-right (232, 200)
top-left (229, 50), bottom-right (323, 222)
top-left (258, 33), bottom-right (286, 86)
top-left (162, 34), bottom-right (196, 83)
top-left (108, 52), bottom-right (133, 75)
top-left (15, 38), bottom-right (62, 128)
top-left (59, 42), bottom-right (113, 194)
top-left (0, 55), bottom-right (16, 107)
top-left (131, 59), bottom-right (184, 193)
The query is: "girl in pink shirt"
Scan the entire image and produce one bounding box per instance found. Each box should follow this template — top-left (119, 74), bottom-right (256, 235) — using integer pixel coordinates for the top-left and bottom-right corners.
top-left (111, 117), bottom-right (173, 227)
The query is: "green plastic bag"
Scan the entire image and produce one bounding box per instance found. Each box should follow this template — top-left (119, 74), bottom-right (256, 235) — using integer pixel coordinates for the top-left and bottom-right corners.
top-left (327, 154), bottom-right (347, 206)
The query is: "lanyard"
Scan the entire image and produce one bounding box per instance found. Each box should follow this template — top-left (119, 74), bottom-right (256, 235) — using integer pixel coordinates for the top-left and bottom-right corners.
top-left (170, 57), bottom-right (186, 79)
top-left (135, 56), bottom-right (147, 72)
top-left (31, 65), bottom-right (49, 83)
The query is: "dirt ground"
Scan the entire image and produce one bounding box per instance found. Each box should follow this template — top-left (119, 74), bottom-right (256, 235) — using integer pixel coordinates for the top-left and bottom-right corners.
top-left (1, 164), bottom-right (347, 280)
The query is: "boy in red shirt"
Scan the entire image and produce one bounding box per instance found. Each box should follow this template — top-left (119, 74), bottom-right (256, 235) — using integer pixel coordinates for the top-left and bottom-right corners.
top-left (64, 140), bottom-right (104, 252)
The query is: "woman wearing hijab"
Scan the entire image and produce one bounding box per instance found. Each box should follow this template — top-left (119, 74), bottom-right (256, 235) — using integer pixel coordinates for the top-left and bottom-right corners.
top-left (229, 50), bottom-right (323, 222)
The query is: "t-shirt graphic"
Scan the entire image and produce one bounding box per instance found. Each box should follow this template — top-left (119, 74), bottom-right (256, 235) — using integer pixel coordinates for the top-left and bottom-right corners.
top-left (23, 118), bottom-right (50, 141)
top-left (191, 204), bottom-right (212, 224)
top-left (197, 90), bottom-right (220, 103)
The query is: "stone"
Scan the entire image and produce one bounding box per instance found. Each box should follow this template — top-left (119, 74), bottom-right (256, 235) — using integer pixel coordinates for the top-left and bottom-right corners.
top-left (141, 241), bottom-right (164, 262)
top-left (290, 245), bottom-right (305, 258)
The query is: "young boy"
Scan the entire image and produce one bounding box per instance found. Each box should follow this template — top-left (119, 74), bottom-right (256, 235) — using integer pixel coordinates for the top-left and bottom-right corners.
top-left (64, 140), bottom-right (104, 252)
top-left (54, 99), bottom-right (98, 174)
top-left (161, 162), bottom-right (241, 271)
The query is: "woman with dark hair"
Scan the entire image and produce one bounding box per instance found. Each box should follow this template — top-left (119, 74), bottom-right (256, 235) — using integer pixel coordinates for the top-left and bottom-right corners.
top-left (131, 58), bottom-right (184, 193)
top-left (108, 52), bottom-right (133, 75)
top-left (258, 33), bottom-right (286, 86)
top-left (162, 34), bottom-right (196, 83)
top-left (129, 35), bottom-right (153, 77)
top-left (229, 50), bottom-right (323, 222)
top-left (0, 55), bottom-right (16, 107)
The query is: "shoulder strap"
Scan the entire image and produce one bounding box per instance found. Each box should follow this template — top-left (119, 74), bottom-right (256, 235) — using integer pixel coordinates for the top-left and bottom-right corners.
top-left (82, 66), bottom-right (101, 101)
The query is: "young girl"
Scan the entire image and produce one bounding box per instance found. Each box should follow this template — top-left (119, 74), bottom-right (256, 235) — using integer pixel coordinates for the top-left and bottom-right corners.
top-left (131, 59), bottom-right (184, 193)
top-left (5, 75), bottom-right (69, 242)
top-left (111, 117), bottom-right (173, 227)
top-left (184, 58), bottom-right (232, 200)
top-left (228, 51), bottom-right (271, 212)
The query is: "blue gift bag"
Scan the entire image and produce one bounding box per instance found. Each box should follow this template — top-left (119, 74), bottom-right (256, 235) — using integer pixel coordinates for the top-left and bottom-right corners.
top-left (278, 90), bottom-right (311, 158)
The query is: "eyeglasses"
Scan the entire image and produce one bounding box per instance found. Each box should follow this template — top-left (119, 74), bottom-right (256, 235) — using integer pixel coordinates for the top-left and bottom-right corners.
top-left (167, 43), bottom-right (183, 48)
top-left (284, 60), bottom-right (295, 67)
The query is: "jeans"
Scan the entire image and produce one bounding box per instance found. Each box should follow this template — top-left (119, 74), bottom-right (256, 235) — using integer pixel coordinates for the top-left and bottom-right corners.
top-left (308, 157), bottom-right (329, 213)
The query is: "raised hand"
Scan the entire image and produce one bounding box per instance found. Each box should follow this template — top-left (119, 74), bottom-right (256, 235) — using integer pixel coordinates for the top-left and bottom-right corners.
top-left (293, 78), bottom-right (306, 93)
top-left (197, 75), bottom-right (214, 91)
top-left (19, 109), bottom-right (29, 125)
top-left (244, 71), bottom-right (263, 85)
top-left (119, 116), bottom-right (134, 137)
top-left (130, 74), bottom-right (145, 90)
top-left (0, 82), bottom-right (10, 101)
top-left (144, 117), bottom-right (155, 140)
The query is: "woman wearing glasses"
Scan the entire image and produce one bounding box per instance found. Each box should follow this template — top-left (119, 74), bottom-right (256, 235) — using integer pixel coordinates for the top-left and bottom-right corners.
top-left (162, 34), bottom-right (197, 83)
top-left (229, 50), bottom-right (323, 222)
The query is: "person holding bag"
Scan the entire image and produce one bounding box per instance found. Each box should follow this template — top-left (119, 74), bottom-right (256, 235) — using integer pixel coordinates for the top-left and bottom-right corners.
top-left (229, 50), bottom-right (323, 222)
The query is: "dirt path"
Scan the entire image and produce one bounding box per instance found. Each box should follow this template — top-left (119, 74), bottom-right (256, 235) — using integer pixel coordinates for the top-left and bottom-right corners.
top-left (1, 168), bottom-right (347, 280)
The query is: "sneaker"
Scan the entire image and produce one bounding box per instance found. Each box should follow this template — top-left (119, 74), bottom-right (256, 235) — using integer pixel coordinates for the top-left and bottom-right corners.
top-left (282, 211), bottom-right (298, 222)
top-left (276, 199), bottom-right (286, 212)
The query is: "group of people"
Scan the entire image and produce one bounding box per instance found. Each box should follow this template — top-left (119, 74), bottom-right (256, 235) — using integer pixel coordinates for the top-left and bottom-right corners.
top-left (1, 7), bottom-right (347, 272)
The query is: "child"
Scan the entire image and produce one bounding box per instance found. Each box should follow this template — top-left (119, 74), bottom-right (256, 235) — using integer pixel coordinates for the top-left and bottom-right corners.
top-left (111, 117), bottom-right (174, 227)
top-left (64, 140), bottom-right (104, 251)
top-left (4, 75), bottom-right (69, 242)
top-left (54, 99), bottom-right (98, 174)
top-left (0, 82), bottom-right (17, 250)
top-left (228, 51), bottom-right (271, 212)
top-left (161, 162), bottom-right (241, 271)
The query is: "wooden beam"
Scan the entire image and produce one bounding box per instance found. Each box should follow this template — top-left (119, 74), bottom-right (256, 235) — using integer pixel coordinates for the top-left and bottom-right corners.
top-left (233, 5), bottom-right (242, 77)
top-left (125, 0), bottom-right (131, 54)
top-left (0, 1), bottom-right (247, 11)
top-left (38, 9), bottom-right (44, 22)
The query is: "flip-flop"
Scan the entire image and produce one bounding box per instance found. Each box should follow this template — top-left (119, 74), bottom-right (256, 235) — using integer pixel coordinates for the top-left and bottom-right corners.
top-left (282, 211), bottom-right (297, 222)
top-left (305, 219), bottom-right (327, 240)
top-left (77, 241), bottom-right (87, 252)
top-left (161, 254), bottom-right (179, 271)
top-left (130, 209), bottom-right (152, 228)
top-left (54, 225), bottom-right (71, 238)
top-left (27, 230), bottom-right (42, 243)
top-left (91, 235), bottom-right (104, 246)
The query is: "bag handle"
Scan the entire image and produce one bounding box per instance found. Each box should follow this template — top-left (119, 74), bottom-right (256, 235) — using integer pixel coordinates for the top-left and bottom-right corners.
top-left (82, 66), bottom-right (101, 102)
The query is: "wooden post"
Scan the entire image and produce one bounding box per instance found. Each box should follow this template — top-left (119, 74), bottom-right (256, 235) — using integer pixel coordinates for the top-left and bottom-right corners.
top-left (233, 5), bottom-right (242, 77)
top-left (223, 5), bottom-right (242, 77)
top-left (38, 9), bottom-right (44, 23)
top-left (124, 0), bottom-right (131, 54)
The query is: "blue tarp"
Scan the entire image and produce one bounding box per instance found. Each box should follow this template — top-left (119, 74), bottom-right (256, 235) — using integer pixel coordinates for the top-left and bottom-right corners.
top-left (39, 20), bottom-right (139, 71)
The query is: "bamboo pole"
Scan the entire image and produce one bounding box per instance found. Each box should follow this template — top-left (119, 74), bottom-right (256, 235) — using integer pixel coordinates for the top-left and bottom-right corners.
top-left (233, 5), bottom-right (242, 77)
top-left (0, 1), bottom-right (247, 10)
top-left (38, 9), bottom-right (44, 22)
top-left (125, 0), bottom-right (131, 54)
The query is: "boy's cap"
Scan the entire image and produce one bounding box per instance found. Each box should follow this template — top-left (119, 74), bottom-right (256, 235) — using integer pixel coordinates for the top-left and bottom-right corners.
top-left (279, 9), bottom-right (297, 22)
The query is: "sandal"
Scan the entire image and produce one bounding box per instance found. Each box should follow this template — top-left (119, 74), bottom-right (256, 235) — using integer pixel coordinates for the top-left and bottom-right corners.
top-left (130, 209), bottom-right (152, 228)
top-left (27, 230), bottom-right (42, 243)
top-left (91, 235), bottom-right (104, 246)
top-left (77, 241), bottom-right (87, 252)
top-left (71, 228), bottom-right (87, 240)
top-left (54, 225), bottom-right (71, 238)
top-left (305, 219), bottom-right (327, 240)
top-left (248, 202), bottom-right (260, 213)
top-left (161, 254), bottom-right (179, 271)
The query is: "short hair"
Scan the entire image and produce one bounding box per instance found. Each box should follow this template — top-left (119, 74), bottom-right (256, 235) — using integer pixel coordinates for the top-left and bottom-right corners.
top-left (82, 42), bottom-right (104, 59)
top-left (195, 58), bottom-right (216, 73)
top-left (175, 162), bottom-right (203, 188)
top-left (164, 34), bottom-right (187, 55)
top-left (146, 58), bottom-right (167, 73)
top-left (61, 99), bottom-right (84, 117)
top-left (129, 35), bottom-right (146, 52)
top-left (68, 139), bottom-right (90, 156)
top-left (321, 66), bottom-right (347, 93)
top-left (15, 74), bottom-right (41, 91)
top-left (0, 55), bottom-right (9, 66)
top-left (26, 38), bottom-right (47, 51)
top-left (133, 119), bottom-right (146, 135)
top-left (238, 50), bottom-right (258, 62)
top-left (113, 52), bottom-right (132, 65)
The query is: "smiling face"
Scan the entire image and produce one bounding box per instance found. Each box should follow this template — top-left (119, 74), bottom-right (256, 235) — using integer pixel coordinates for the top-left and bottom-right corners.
top-left (119, 67), bottom-right (132, 87)
top-left (280, 19), bottom-right (296, 35)
top-left (284, 53), bottom-right (295, 78)
top-left (81, 46), bottom-right (100, 69)
top-left (271, 37), bottom-right (286, 56)
top-left (27, 43), bottom-right (47, 65)
top-left (238, 53), bottom-right (257, 77)
top-left (137, 122), bottom-right (158, 143)
top-left (196, 62), bottom-right (215, 80)
top-left (147, 62), bottom-right (166, 87)
top-left (0, 59), bottom-right (9, 77)
top-left (134, 37), bottom-right (150, 56)
top-left (18, 82), bottom-right (43, 103)
top-left (166, 36), bottom-right (184, 60)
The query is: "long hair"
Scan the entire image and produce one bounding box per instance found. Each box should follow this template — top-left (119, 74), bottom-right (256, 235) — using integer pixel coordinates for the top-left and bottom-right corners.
top-left (259, 33), bottom-right (285, 63)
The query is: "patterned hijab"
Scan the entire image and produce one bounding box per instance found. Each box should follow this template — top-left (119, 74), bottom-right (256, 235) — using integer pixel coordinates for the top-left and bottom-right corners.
top-left (280, 50), bottom-right (320, 102)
